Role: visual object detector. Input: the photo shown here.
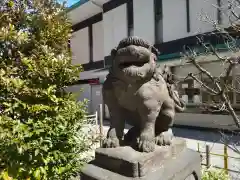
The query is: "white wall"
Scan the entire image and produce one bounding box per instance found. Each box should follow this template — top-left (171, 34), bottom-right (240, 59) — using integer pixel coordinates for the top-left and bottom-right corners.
top-left (133, 0), bottom-right (155, 44)
top-left (189, 0), bottom-right (217, 34)
top-left (93, 21), bottom-right (104, 62)
top-left (173, 60), bottom-right (232, 79)
top-left (234, 64), bottom-right (240, 75)
top-left (162, 0), bottom-right (217, 42)
top-left (221, 0), bottom-right (240, 28)
top-left (69, 1), bottom-right (102, 25)
top-left (71, 27), bottom-right (90, 65)
top-left (201, 60), bottom-right (232, 77)
top-left (173, 64), bottom-right (200, 78)
top-left (65, 84), bottom-right (91, 112)
top-left (103, 4), bottom-right (128, 56)
top-left (162, 0), bottom-right (188, 42)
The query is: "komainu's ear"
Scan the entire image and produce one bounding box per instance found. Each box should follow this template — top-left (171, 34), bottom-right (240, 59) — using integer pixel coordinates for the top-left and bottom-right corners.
top-left (148, 45), bottom-right (152, 52)
top-left (111, 48), bottom-right (117, 58)
top-left (163, 64), bottom-right (168, 70)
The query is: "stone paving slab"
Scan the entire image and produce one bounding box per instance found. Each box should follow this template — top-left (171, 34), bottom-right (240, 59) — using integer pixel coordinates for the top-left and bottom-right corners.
top-left (81, 148), bottom-right (201, 180)
top-left (94, 138), bottom-right (186, 177)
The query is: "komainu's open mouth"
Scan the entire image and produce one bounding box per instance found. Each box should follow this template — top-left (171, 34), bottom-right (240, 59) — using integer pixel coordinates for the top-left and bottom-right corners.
top-left (119, 61), bottom-right (146, 68)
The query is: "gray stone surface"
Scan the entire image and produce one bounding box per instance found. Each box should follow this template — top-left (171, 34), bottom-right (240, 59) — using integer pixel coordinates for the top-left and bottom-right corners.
top-left (80, 148), bottom-right (201, 180)
top-left (94, 138), bottom-right (186, 177)
top-left (80, 37), bottom-right (200, 179)
top-left (102, 36), bottom-right (186, 153)
top-left (80, 138), bottom-right (201, 180)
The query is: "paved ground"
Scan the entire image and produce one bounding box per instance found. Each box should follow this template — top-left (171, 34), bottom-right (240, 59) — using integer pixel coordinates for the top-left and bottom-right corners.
top-left (172, 127), bottom-right (240, 179)
top-left (99, 121), bottom-right (240, 179)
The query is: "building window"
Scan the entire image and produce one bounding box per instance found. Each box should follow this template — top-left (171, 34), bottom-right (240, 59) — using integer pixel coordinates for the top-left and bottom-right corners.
top-left (68, 39), bottom-right (71, 52)
top-left (217, 0), bottom-right (222, 24)
top-left (127, 0), bottom-right (134, 37)
top-left (177, 78), bottom-right (201, 104)
top-left (201, 76), bottom-right (234, 104)
top-left (186, 0), bottom-right (190, 32)
top-left (154, 0), bottom-right (163, 44)
top-left (173, 63), bottom-right (240, 114)
top-left (176, 75), bottom-right (234, 106)
top-left (88, 25), bottom-right (93, 63)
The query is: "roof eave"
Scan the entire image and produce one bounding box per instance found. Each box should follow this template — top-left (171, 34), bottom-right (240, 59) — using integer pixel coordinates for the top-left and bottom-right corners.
top-left (67, 0), bottom-right (89, 13)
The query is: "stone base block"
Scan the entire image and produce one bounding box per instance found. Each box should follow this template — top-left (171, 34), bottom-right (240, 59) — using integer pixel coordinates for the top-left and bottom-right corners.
top-left (80, 138), bottom-right (201, 180)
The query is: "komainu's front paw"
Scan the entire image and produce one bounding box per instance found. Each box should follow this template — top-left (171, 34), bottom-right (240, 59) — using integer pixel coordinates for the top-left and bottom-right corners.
top-left (102, 137), bottom-right (120, 148)
top-left (155, 129), bottom-right (173, 146)
top-left (137, 135), bottom-right (155, 153)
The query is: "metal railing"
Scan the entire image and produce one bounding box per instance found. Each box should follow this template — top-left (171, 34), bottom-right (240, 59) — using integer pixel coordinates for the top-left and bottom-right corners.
top-left (84, 104), bottom-right (104, 146)
top-left (197, 143), bottom-right (240, 174)
top-left (85, 108), bottom-right (240, 175)
top-left (85, 111), bottom-right (98, 125)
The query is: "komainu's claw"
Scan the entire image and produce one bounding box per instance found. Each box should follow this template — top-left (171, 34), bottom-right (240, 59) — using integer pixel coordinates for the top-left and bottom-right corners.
top-left (137, 134), bottom-right (155, 152)
top-left (155, 129), bottom-right (173, 146)
top-left (102, 137), bottom-right (120, 148)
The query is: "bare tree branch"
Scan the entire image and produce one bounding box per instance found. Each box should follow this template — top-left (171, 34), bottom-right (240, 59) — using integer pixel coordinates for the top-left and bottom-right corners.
top-left (183, 37), bottom-right (240, 128)
top-left (186, 56), bottom-right (240, 127)
top-left (178, 1), bottom-right (240, 176)
top-left (188, 73), bottom-right (218, 94)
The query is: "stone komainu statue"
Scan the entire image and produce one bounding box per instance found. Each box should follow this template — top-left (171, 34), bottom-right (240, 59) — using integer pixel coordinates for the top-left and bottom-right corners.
top-left (102, 36), bottom-right (185, 153)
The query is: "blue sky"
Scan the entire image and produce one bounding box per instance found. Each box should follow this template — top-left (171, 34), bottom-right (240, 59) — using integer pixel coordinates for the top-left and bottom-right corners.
top-left (58, 0), bottom-right (80, 7)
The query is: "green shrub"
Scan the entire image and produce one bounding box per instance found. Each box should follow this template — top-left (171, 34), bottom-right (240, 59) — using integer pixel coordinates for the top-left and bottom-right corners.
top-left (202, 167), bottom-right (231, 180)
top-left (0, 0), bottom-right (98, 179)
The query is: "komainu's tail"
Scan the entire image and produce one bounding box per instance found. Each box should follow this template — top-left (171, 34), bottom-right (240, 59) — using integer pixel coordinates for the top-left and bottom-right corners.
top-left (167, 84), bottom-right (186, 112)
top-left (157, 64), bottom-right (186, 112)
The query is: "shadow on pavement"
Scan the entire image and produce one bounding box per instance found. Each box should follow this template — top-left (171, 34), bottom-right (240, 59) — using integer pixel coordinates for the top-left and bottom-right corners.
top-left (172, 127), bottom-right (240, 145)
top-left (102, 120), bottom-right (239, 145)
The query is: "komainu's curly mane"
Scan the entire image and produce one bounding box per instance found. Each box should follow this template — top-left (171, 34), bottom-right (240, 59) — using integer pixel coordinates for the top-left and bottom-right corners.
top-left (111, 36), bottom-right (160, 58)
top-left (102, 36), bottom-right (186, 153)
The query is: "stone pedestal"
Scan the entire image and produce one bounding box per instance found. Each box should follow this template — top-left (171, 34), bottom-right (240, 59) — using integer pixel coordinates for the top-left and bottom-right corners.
top-left (80, 138), bottom-right (201, 180)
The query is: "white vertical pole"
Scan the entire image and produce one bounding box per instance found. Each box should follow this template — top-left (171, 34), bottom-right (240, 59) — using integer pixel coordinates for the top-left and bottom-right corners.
top-left (233, 66), bottom-right (236, 104)
top-left (99, 104), bottom-right (103, 146)
top-left (95, 110), bottom-right (98, 125)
